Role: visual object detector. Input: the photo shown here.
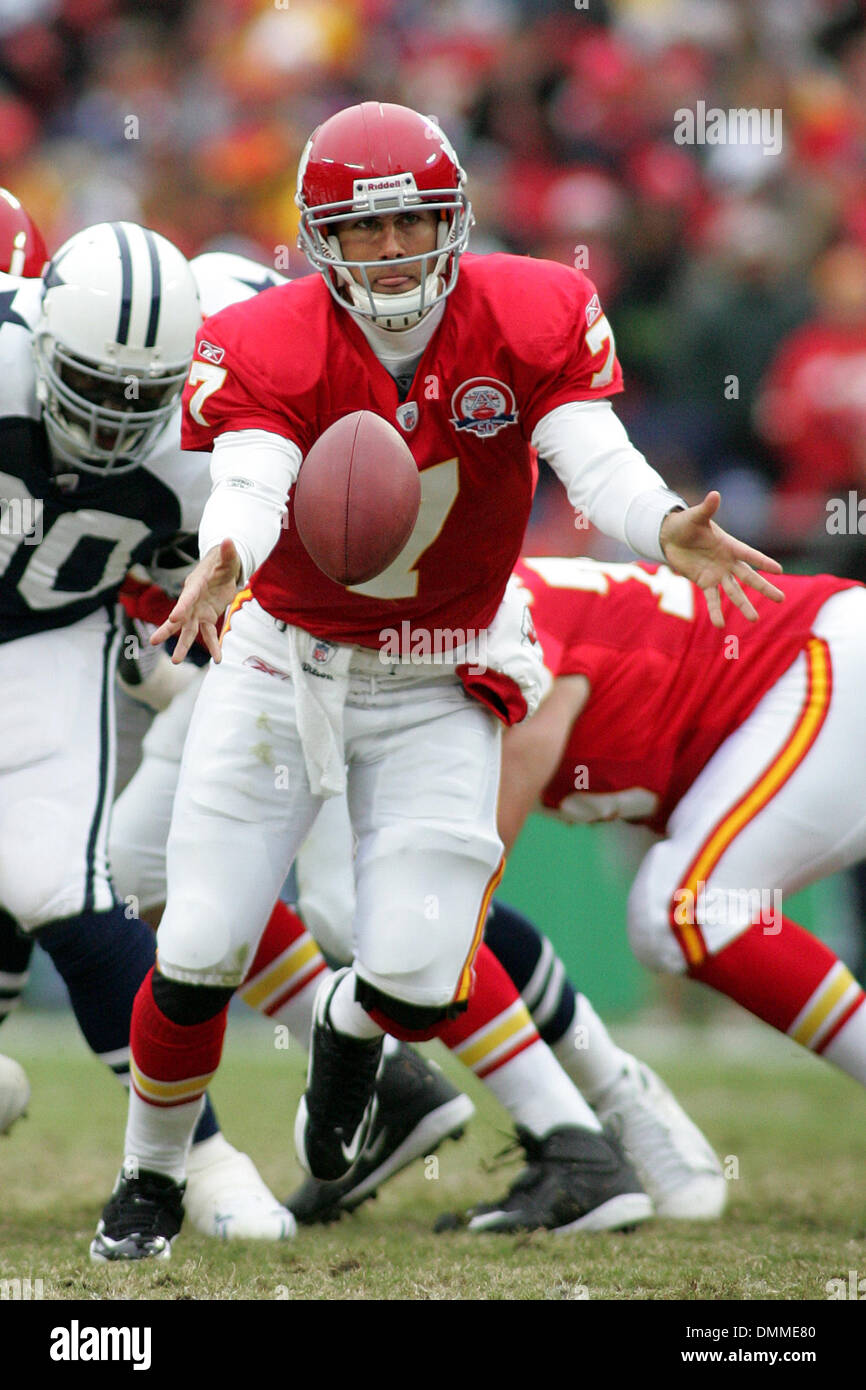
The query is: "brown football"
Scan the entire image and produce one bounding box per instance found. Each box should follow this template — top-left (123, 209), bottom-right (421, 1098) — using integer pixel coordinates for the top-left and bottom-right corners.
top-left (292, 411), bottom-right (421, 586)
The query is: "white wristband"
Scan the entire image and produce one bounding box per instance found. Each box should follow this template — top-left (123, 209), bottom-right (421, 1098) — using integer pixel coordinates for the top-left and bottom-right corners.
top-left (198, 430), bottom-right (301, 584)
top-left (624, 487), bottom-right (686, 563)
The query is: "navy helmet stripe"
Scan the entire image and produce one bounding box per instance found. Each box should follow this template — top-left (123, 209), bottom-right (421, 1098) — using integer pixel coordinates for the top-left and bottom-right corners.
top-left (142, 228), bottom-right (161, 348)
top-left (110, 222), bottom-right (133, 343)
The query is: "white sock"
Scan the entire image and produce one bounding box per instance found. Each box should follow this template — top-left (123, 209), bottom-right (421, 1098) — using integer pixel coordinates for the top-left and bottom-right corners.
top-left (552, 993), bottom-right (632, 1105)
top-left (123, 1091), bottom-right (204, 1184)
top-left (821, 998), bottom-right (866, 1085)
top-left (483, 1039), bottom-right (602, 1138)
top-left (326, 969), bottom-right (384, 1040)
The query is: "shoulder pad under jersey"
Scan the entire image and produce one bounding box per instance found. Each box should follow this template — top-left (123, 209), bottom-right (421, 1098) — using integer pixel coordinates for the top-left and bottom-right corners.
top-left (0, 272), bottom-right (42, 423)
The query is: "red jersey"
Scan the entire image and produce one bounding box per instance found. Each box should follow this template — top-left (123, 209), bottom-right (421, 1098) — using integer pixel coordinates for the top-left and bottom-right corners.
top-left (514, 557), bottom-right (858, 834)
top-left (182, 254), bottom-right (622, 647)
top-left (758, 320), bottom-right (866, 494)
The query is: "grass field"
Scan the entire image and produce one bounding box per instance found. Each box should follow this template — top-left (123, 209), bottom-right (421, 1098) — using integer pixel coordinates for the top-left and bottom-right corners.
top-left (2, 1007), bottom-right (865, 1305)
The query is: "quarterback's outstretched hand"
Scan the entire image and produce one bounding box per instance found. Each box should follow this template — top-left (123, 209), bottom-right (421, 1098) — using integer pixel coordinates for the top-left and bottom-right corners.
top-left (151, 538), bottom-right (242, 663)
top-left (659, 492), bottom-right (784, 628)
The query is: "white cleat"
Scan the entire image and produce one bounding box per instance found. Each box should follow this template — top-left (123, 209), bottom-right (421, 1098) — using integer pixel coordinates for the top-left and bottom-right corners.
top-left (595, 1058), bottom-right (728, 1220)
top-left (184, 1135), bottom-right (297, 1241)
top-left (0, 1054), bottom-right (30, 1136)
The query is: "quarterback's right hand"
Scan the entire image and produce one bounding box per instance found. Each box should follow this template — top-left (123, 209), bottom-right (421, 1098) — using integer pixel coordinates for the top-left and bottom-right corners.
top-left (151, 538), bottom-right (242, 664)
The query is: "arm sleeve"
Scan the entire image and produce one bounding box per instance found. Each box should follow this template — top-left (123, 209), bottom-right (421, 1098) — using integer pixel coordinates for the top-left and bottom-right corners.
top-left (198, 429), bottom-right (302, 584)
top-left (531, 400), bottom-right (685, 562)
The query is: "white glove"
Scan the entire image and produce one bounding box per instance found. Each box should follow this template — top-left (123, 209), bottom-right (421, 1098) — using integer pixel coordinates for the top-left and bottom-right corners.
top-left (117, 612), bottom-right (201, 712)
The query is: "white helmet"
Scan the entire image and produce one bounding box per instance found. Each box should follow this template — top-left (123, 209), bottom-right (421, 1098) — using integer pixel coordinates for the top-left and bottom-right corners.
top-left (190, 251), bottom-right (287, 317)
top-left (34, 222), bottom-right (201, 474)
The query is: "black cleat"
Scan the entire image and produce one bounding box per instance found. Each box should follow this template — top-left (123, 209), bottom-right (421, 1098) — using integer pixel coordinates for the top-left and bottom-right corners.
top-left (294, 969), bottom-right (384, 1182)
top-left (434, 1125), bottom-right (653, 1235)
top-left (286, 1045), bottom-right (474, 1224)
top-left (90, 1167), bottom-right (186, 1262)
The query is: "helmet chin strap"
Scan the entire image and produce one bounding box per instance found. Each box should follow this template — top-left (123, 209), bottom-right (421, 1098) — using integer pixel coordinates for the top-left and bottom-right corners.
top-left (327, 221), bottom-right (451, 330)
top-left (345, 269), bottom-right (444, 330)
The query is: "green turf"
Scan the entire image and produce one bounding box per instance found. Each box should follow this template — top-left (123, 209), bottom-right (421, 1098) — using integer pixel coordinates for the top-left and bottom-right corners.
top-left (1, 1010), bottom-right (864, 1302)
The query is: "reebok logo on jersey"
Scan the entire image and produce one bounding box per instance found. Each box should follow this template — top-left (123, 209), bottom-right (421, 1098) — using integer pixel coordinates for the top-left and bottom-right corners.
top-left (585, 293), bottom-right (601, 328)
top-left (198, 340), bottom-right (225, 365)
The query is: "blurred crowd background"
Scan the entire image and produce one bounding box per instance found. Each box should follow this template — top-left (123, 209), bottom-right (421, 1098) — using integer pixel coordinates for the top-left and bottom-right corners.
top-left (3, 0), bottom-right (866, 1008)
top-left (2, 0), bottom-right (866, 571)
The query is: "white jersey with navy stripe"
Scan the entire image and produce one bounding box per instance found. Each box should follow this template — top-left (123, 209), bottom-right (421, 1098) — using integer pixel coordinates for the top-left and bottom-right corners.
top-left (0, 272), bottom-right (207, 641)
top-left (0, 255), bottom-right (287, 642)
top-left (0, 251), bottom-right (286, 929)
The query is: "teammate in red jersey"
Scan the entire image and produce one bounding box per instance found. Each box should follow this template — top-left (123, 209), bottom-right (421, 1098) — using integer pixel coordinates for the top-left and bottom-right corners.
top-left (92, 102), bottom-right (783, 1262)
top-left (495, 557), bottom-right (866, 1099)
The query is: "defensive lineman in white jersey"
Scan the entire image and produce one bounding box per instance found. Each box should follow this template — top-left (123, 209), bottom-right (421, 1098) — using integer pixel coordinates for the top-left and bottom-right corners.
top-left (0, 230), bottom-right (295, 1239)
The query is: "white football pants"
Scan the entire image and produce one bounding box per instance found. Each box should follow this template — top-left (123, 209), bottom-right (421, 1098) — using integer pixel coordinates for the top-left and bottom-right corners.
top-left (0, 610), bottom-right (122, 930)
top-left (156, 598), bottom-right (503, 1007)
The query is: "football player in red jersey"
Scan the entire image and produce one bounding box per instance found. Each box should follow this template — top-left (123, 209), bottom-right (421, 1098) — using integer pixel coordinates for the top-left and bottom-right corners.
top-left (91, 102), bottom-right (783, 1262)
top-left (102, 626), bottom-right (726, 1230)
top-left (492, 557), bottom-right (866, 1104)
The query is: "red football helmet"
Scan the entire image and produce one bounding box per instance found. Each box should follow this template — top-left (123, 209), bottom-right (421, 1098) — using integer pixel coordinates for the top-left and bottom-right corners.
top-left (0, 188), bottom-right (47, 277)
top-left (296, 102), bottom-right (472, 330)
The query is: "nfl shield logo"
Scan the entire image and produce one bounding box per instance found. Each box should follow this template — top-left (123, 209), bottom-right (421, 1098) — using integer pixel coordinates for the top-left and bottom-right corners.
top-left (396, 401), bottom-right (419, 432)
top-left (311, 640), bottom-right (335, 665)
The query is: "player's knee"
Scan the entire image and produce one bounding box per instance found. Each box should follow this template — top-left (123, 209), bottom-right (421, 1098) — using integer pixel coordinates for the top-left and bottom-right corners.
top-left (626, 876), bottom-right (686, 975)
top-left (109, 834), bottom-right (165, 914)
top-left (296, 882), bottom-right (354, 964)
top-left (156, 896), bottom-right (249, 986)
top-left (0, 807), bottom-right (104, 929)
top-left (151, 968), bottom-right (234, 1024)
top-left (355, 825), bottom-right (502, 984)
top-left (354, 976), bottom-right (467, 1041)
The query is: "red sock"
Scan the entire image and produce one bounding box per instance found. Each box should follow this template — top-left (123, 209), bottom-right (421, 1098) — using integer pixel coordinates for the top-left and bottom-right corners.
top-left (244, 900), bottom-right (308, 979)
top-left (129, 968), bottom-right (228, 1107)
top-left (238, 899), bottom-right (328, 1015)
top-left (367, 944), bottom-right (538, 1063)
top-left (689, 917), bottom-right (865, 1053)
top-left (437, 944), bottom-right (539, 1077)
